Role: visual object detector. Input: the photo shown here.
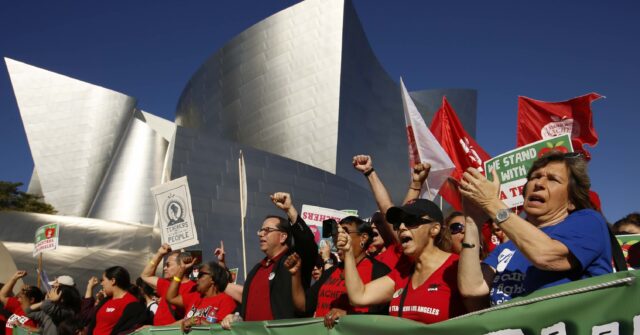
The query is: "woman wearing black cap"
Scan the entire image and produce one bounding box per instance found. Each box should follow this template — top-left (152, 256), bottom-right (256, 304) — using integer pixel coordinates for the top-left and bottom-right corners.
top-left (338, 163), bottom-right (465, 324)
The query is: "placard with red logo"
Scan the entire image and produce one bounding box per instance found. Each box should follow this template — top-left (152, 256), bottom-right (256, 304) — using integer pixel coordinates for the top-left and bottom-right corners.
top-left (33, 223), bottom-right (59, 257)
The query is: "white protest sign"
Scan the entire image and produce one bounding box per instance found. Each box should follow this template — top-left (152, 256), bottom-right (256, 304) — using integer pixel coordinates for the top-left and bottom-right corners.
top-left (300, 204), bottom-right (352, 245)
top-left (33, 223), bottom-right (59, 257)
top-left (151, 176), bottom-right (199, 249)
top-left (484, 134), bottom-right (573, 209)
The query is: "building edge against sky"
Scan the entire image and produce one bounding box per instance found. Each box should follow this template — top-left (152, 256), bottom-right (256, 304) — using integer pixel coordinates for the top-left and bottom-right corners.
top-left (2, 0), bottom-right (477, 283)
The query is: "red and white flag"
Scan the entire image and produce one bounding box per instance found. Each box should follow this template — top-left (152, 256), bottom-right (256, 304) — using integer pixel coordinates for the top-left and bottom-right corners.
top-left (517, 93), bottom-right (603, 160)
top-left (430, 97), bottom-right (491, 210)
top-left (400, 78), bottom-right (455, 200)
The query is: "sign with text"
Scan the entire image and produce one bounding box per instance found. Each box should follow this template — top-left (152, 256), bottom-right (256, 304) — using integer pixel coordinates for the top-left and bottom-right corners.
top-left (33, 223), bottom-right (59, 257)
top-left (300, 204), bottom-right (352, 245)
top-left (484, 134), bottom-right (573, 209)
top-left (152, 176), bottom-right (199, 250)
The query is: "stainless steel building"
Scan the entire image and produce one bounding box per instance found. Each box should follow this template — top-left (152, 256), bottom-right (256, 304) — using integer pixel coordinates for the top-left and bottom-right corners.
top-left (3, 0), bottom-right (477, 284)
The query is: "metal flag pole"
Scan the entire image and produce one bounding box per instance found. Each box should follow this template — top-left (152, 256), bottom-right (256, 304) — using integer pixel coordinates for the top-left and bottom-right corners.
top-left (238, 150), bottom-right (248, 280)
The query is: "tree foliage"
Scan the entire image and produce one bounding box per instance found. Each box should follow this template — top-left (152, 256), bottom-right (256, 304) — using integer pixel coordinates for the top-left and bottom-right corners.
top-left (0, 181), bottom-right (57, 214)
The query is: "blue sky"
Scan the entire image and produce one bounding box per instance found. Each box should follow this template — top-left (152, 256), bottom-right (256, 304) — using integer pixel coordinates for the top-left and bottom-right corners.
top-left (1, 1), bottom-right (638, 222)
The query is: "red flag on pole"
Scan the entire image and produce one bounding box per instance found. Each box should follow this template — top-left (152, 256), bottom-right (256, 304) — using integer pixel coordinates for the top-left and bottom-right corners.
top-left (516, 93), bottom-right (603, 160)
top-left (430, 97), bottom-right (491, 210)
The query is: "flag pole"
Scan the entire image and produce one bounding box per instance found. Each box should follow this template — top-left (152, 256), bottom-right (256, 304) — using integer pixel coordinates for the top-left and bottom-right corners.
top-left (424, 178), bottom-right (433, 201)
top-left (239, 150), bottom-right (248, 280)
top-left (37, 253), bottom-right (43, 289)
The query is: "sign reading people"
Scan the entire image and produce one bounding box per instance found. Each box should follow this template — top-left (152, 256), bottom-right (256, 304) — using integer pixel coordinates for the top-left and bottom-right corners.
top-left (300, 204), bottom-right (352, 245)
top-left (484, 134), bottom-right (573, 209)
top-left (33, 223), bottom-right (59, 257)
top-left (151, 176), bottom-right (199, 249)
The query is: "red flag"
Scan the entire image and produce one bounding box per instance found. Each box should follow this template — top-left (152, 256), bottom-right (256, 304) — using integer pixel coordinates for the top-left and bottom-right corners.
top-left (517, 93), bottom-right (603, 160)
top-left (430, 97), bottom-right (491, 210)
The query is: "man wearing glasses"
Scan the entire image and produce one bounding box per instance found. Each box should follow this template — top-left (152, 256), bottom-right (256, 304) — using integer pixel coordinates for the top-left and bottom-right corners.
top-left (222, 192), bottom-right (317, 328)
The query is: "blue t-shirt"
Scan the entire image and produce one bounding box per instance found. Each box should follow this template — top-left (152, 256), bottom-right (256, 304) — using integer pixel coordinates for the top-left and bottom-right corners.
top-left (483, 209), bottom-right (612, 305)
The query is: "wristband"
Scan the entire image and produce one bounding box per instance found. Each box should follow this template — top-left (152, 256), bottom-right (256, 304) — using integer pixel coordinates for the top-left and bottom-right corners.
top-left (172, 276), bottom-right (181, 282)
top-left (363, 168), bottom-right (374, 177)
top-left (410, 187), bottom-right (421, 191)
top-left (149, 260), bottom-right (156, 266)
top-left (461, 242), bottom-right (476, 249)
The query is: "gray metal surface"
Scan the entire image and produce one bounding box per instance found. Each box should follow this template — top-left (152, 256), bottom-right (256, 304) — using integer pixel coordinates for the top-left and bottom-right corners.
top-left (175, 0), bottom-right (345, 174)
top-left (87, 114), bottom-right (170, 224)
top-left (6, 58), bottom-right (136, 217)
top-left (0, 211), bottom-right (157, 286)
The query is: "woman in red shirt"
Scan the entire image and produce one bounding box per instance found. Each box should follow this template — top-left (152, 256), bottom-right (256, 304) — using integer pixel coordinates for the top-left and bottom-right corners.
top-left (166, 260), bottom-right (237, 332)
top-left (0, 271), bottom-right (44, 335)
top-left (88, 266), bottom-right (146, 335)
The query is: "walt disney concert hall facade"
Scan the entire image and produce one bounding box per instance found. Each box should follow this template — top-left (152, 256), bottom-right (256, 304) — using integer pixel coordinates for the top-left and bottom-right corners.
top-left (2, 0), bottom-right (476, 283)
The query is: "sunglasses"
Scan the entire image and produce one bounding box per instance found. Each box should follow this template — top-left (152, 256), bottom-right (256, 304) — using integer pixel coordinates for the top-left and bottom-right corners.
top-left (449, 222), bottom-right (465, 235)
top-left (392, 217), bottom-right (435, 231)
top-left (197, 271), bottom-right (211, 279)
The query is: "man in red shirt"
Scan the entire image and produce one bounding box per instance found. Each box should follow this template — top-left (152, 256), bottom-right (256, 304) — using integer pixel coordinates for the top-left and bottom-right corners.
top-left (0, 271), bottom-right (44, 335)
top-left (140, 245), bottom-right (196, 325)
top-left (221, 192), bottom-right (317, 329)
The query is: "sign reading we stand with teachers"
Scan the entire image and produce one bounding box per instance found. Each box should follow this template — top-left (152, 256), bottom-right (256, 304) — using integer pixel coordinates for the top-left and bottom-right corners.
top-left (484, 134), bottom-right (573, 209)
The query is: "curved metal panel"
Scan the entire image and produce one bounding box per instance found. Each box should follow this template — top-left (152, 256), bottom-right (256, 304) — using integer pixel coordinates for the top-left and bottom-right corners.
top-left (6, 58), bottom-right (136, 217)
top-left (88, 115), bottom-right (169, 224)
top-left (176, 0), bottom-right (345, 174)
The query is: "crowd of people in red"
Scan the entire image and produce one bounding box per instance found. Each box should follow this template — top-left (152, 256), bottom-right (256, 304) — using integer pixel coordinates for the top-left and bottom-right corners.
top-left (1, 151), bottom-right (637, 335)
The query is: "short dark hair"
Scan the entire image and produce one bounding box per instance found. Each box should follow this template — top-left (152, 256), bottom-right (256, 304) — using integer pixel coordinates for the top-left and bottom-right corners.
top-left (523, 152), bottom-right (592, 212)
top-left (340, 216), bottom-right (374, 249)
top-left (265, 215), bottom-right (292, 247)
top-left (203, 261), bottom-right (230, 292)
top-left (22, 285), bottom-right (44, 304)
top-left (166, 250), bottom-right (194, 276)
top-left (613, 212), bottom-right (640, 233)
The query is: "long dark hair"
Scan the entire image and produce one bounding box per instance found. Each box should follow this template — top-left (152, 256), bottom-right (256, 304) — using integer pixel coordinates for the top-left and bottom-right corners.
top-left (50, 285), bottom-right (81, 325)
top-left (104, 266), bottom-right (131, 290)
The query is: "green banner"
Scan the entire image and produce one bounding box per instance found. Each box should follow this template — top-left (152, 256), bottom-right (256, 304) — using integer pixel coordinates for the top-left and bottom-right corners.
top-left (484, 134), bottom-right (573, 209)
top-left (15, 270), bottom-right (637, 335)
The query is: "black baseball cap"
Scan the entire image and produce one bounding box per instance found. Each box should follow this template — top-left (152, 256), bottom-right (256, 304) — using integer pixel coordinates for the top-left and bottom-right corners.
top-left (386, 198), bottom-right (444, 225)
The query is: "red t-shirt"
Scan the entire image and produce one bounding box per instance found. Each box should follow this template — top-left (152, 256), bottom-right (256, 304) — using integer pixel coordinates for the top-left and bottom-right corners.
top-left (5, 297), bottom-right (37, 335)
top-left (154, 278), bottom-right (196, 325)
top-left (375, 243), bottom-right (403, 269)
top-left (93, 292), bottom-right (138, 335)
top-left (181, 292), bottom-right (237, 324)
top-left (388, 254), bottom-right (464, 324)
top-left (244, 251), bottom-right (286, 321)
top-left (314, 258), bottom-right (374, 317)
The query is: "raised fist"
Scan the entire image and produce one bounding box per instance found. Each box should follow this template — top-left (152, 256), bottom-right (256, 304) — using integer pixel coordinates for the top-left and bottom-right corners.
top-left (284, 253), bottom-right (302, 275)
top-left (270, 192), bottom-right (292, 212)
top-left (352, 155), bottom-right (373, 173)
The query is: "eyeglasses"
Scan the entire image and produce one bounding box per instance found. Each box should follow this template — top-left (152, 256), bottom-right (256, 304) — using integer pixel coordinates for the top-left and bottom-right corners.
top-left (197, 271), bottom-right (211, 279)
top-left (392, 217), bottom-right (435, 231)
top-left (449, 222), bottom-right (465, 235)
top-left (257, 227), bottom-right (283, 236)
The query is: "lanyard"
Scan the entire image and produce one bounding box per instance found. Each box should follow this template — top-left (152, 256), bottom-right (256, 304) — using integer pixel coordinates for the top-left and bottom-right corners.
top-left (397, 267), bottom-right (414, 318)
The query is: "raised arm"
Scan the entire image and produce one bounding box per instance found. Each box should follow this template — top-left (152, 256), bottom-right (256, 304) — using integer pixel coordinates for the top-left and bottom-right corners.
top-left (457, 216), bottom-right (494, 311)
top-left (166, 257), bottom-right (196, 307)
top-left (271, 192), bottom-right (298, 224)
top-left (352, 155), bottom-right (398, 244)
top-left (84, 276), bottom-right (99, 299)
top-left (140, 243), bottom-right (172, 288)
top-left (337, 226), bottom-right (395, 306)
top-left (214, 240), bottom-right (226, 269)
top-left (402, 162), bottom-right (431, 205)
top-left (460, 168), bottom-right (576, 271)
top-left (284, 253), bottom-right (306, 313)
top-left (0, 270), bottom-right (26, 305)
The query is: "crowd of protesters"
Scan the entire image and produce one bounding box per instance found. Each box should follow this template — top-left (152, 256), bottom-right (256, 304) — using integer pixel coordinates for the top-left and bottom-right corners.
top-left (1, 151), bottom-right (636, 334)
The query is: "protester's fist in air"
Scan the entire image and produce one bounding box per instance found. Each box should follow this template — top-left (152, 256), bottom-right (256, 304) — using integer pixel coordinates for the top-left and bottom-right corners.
top-left (214, 240), bottom-right (226, 265)
top-left (12, 271), bottom-right (27, 280)
top-left (157, 243), bottom-right (172, 256)
top-left (411, 162), bottom-right (431, 184)
top-left (271, 192), bottom-right (292, 212)
top-left (284, 253), bottom-right (302, 275)
top-left (352, 155), bottom-right (373, 174)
